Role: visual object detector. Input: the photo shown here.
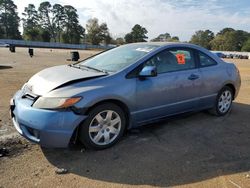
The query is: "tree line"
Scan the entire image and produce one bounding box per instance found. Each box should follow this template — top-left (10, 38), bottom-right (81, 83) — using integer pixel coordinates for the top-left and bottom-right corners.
top-left (0, 0), bottom-right (250, 51)
top-left (0, 0), bottom-right (111, 45)
top-left (190, 28), bottom-right (250, 52)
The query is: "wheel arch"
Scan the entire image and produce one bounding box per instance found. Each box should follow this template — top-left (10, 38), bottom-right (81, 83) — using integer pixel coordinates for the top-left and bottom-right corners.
top-left (224, 83), bottom-right (236, 100)
top-left (70, 99), bottom-right (131, 146)
top-left (84, 99), bottom-right (131, 129)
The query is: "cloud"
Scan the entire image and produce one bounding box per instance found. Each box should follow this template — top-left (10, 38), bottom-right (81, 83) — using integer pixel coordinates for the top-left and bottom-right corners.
top-left (13, 0), bottom-right (250, 41)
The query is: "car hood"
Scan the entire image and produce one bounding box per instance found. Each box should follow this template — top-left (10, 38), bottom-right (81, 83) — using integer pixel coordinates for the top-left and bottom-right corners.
top-left (27, 65), bottom-right (107, 96)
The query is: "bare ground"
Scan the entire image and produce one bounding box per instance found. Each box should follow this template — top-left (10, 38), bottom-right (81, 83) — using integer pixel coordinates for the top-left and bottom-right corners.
top-left (0, 47), bottom-right (250, 188)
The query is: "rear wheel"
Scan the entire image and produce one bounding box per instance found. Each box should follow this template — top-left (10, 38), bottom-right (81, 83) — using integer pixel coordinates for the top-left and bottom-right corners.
top-left (209, 86), bottom-right (233, 116)
top-left (79, 103), bottom-right (126, 150)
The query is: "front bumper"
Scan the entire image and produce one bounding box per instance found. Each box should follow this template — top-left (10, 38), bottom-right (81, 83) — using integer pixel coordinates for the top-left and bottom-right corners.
top-left (10, 91), bottom-right (87, 148)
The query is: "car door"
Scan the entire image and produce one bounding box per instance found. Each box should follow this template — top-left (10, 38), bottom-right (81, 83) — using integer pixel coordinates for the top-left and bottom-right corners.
top-left (196, 51), bottom-right (221, 109)
top-left (134, 48), bottom-right (202, 124)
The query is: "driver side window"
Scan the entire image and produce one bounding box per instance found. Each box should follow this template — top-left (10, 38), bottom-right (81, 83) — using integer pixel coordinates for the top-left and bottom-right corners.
top-left (144, 48), bottom-right (195, 74)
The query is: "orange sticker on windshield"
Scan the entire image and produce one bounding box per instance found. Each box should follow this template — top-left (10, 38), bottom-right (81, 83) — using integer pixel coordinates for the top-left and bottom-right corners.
top-left (176, 54), bottom-right (185, 64)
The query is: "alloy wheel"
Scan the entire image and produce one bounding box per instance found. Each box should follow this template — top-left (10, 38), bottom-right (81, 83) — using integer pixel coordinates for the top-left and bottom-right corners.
top-left (218, 90), bottom-right (232, 113)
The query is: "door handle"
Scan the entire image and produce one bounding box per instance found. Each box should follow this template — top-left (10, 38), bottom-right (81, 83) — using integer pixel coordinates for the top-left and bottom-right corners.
top-left (188, 74), bottom-right (199, 80)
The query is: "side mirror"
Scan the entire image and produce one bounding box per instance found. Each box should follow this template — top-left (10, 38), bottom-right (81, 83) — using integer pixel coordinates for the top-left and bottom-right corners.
top-left (139, 66), bottom-right (157, 77)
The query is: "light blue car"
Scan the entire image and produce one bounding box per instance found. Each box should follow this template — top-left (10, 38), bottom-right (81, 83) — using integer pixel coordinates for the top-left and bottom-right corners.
top-left (10, 42), bottom-right (241, 149)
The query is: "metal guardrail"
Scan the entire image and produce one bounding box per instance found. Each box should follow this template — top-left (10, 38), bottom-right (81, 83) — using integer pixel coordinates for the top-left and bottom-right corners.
top-left (0, 39), bottom-right (115, 50)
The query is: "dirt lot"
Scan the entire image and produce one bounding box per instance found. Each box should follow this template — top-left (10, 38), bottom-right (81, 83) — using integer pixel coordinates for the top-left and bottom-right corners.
top-left (0, 47), bottom-right (250, 188)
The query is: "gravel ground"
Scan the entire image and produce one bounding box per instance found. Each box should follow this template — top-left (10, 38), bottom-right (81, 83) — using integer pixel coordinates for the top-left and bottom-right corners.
top-left (0, 47), bottom-right (250, 188)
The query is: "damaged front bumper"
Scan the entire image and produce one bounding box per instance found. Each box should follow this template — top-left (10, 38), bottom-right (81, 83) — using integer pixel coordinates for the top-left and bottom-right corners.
top-left (10, 91), bottom-right (87, 148)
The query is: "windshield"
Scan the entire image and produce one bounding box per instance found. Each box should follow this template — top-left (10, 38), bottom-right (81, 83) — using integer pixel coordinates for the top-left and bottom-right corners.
top-left (78, 44), bottom-right (159, 72)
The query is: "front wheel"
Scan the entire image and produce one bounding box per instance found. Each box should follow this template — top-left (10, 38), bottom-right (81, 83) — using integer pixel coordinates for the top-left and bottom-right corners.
top-left (210, 86), bottom-right (233, 116)
top-left (79, 103), bottom-right (126, 150)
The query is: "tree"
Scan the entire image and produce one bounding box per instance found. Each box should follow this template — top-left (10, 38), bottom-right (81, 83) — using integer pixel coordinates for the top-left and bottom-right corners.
top-left (171, 36), bottom-right (179, 42)
top-left (210, 29), bottom-right (250, 51)
top-left (52, 4), bottom-right (65, 42)
top-left (86, 18), bottom-right (111, 45)
top-left (104, 34), bottom-right (112, 45)
top-left (38, 1), bottom-right (55, 42)
top-left (234, 30), bottom-right (250, 51)
top-left (115, 37), bottom-right (125, 45)
top-left (24, 28), bottom-right (40, 41)
top-left (210, 35), bottom-right (226, 51)
top-left (40, 29), bottom-right (50, 42)
top-left (124, 33), bottom-right (133, 43)
top-left (125, 24), bottom-right (148, 43)
top-left (190, 30), bottom-right (214, 49)
top-left (0, 0), bottom-right (21, 39)
top-left (22, 2), bottom-right (84, 44)
top-left (99, 23), bottom-right (112, 45)
top-left (0, 26), bottom-right (4, 38)
top-left (242, 38), bottom-right (250, 52)
top-left (86, 18), bottom-right (101, 45)
top-left (62, 5), bottom-right (85, 44)
top-left (22, 4), bottom-right (40, 40)
top-left (151, 33), bottom-right (179, 42)
top-left (151, 33), bottom-right (171, 42)
top-left (210, 31), bottom-right (237, 51)
top-left (131, 24), bottom-right (148, 42)
top-left (217, 27), bottom-right (235, 35)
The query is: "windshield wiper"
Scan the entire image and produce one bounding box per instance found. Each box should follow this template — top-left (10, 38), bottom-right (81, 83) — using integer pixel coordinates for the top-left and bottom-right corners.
top-left (79, 65), bottom-right (109, 74)
top-left (69, 64), bottom-right (81, 69)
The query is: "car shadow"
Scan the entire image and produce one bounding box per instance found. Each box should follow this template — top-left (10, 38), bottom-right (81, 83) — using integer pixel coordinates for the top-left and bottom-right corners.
top-left (42, 102), bottom-right (250, 187)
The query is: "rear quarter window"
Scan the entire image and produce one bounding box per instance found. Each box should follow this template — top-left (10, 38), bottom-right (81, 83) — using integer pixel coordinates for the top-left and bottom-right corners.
top-left (199, 52), bottom-right (217, 67)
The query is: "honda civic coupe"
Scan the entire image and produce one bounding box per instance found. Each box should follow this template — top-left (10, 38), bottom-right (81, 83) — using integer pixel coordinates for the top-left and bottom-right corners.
top-left (10, 42), bottom-right (241, 149)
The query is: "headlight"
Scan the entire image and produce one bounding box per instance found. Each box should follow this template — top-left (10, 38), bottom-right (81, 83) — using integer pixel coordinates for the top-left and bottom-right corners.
top-left (33, 97), bottom-right (82, 109)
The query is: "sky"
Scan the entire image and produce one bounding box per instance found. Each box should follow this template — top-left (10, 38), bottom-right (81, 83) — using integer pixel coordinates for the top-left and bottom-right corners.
top-left (13, 0), bottom-right (250, 41)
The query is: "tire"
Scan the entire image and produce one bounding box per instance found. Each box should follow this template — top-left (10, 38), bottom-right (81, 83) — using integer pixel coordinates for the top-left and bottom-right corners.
top-left (79, 103), bottom-right (126, 150)
top-left (209, 86), bottom-right (233, 116)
